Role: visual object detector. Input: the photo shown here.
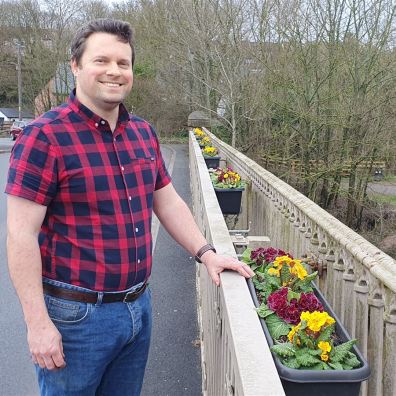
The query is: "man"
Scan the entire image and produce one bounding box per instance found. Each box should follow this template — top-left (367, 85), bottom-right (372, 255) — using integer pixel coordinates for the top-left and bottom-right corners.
top-left (6, 19), bottom-right (254, 396)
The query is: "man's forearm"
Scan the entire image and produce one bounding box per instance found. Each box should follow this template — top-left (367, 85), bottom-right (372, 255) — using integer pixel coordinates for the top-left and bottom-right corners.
top-left (154, 193), bottom-right (208, 257)
top-left (7, 232), bottom-right (49, 325)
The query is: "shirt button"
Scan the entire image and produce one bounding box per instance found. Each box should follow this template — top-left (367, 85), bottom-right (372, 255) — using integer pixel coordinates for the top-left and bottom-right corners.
top-left (95, 123), bottom-right (98, 127)
top-left (128, 196), bottom-right (132, 200)
top-left (137, 259), bottom-right (141, 264)
top-left (135, 227), bottom-right (139, 233)
top-left (114, 138), bottom-right (116, 142)
top-left (121, 166), bottom-right (125, 171)
top-left (101, 120), bottom-right (105, 125)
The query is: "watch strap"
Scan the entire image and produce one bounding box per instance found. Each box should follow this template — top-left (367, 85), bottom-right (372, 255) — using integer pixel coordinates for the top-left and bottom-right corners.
top-left (195, 244), bottom-right (216, 263)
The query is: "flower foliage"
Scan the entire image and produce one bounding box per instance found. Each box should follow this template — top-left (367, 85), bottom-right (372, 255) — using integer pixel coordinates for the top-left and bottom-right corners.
top-left (210, 167), bottom-right (245, 189)
top-left (273, 310), bottom-right (361, 370)
top-left (242, 246), bottom-right (361, 371)
top-left (202, 146), bottom-right (218, 157)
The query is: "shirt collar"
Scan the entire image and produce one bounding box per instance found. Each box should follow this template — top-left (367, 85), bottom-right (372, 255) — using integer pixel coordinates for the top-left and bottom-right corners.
top-left (67, 89), bottom-right (130, 128)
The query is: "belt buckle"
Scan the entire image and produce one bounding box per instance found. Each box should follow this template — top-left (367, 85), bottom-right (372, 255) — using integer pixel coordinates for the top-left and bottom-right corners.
top-left (123, 290), bottom-right (135, 303)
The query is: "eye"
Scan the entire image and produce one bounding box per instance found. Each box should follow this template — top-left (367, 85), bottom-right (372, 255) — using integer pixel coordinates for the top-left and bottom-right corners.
top-left (119, 61), bottom-right (130, 69)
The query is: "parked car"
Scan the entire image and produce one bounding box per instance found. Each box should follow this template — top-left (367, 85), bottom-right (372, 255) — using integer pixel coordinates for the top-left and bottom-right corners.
top-left (9, 120), bottom-right (28, 140)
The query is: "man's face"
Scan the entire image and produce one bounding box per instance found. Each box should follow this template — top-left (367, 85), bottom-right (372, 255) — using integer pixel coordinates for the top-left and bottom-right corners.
top-left (71, 32), bottom-right (133, 114)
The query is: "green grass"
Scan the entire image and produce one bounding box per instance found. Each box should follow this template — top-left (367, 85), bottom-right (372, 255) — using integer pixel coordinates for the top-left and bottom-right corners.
top-left (370, 193), bottom-right (396, 206)
top-left (382, 174), bottom-right (396, 182)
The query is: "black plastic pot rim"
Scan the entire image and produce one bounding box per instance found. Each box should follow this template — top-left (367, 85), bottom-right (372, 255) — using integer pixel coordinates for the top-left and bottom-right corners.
top-left (214, 187), bottom-right (245, 192)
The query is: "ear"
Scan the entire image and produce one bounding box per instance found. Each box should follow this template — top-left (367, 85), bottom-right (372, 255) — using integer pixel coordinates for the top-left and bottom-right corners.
top-left (70, 59), bottom-right (78, 77)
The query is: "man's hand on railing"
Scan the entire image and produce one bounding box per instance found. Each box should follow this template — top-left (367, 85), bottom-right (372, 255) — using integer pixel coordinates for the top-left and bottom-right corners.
top-left (200, 250), bottom-right (255, 286)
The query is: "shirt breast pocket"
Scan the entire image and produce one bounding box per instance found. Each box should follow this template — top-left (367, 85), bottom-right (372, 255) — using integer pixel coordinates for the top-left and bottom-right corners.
top-left (133, 156), bottom-right (156, 169)
top-left (130, 155), bottom-right (157, 187)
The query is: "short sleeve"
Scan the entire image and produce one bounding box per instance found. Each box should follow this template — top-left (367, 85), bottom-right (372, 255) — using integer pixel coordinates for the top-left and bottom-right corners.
top-left (150, 126), bottom-right (172, 191)
top-left (5, 125), bottom-right (58, 206)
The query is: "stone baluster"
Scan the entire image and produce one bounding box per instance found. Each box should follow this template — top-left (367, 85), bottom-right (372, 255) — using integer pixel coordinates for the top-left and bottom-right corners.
top-left (367, 284), bottom-right (384, 396)
top-left (354, 275), bottom-right (369, 396)
top-left (383, 298), bottom-right (396, 395)
top-left (341, 263), bottom-right (357, 335)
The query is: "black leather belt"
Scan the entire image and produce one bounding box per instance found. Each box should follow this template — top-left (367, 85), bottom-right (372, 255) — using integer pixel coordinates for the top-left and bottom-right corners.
top-left (43, 282), bottom-right (147, 303)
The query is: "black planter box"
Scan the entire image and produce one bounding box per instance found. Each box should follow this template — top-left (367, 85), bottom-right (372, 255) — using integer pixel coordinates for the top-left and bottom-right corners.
top-left (214, 187), bottom-right (244, 214)
top-left (247, 280), bottom-right (370, 396)
top-left (204, 156), bottom-right (220, 169)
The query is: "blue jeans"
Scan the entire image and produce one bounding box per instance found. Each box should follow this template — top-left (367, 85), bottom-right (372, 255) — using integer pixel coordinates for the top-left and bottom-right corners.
top-left (36, 278), bottom-right (152, 396)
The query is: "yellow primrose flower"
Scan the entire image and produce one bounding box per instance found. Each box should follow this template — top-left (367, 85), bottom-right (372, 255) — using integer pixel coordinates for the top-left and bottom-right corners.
top-left (223, 173), bottom-right (229, 178)
top-left (268, 267), bottom-right (281, 277)
top-left (273, 256), bottom-right (293, 267)
top-left (320, 352), bottom-right (329, 362)
top-left (318, 341), bottom-right (331, 353)
top-left (289, 262), bottom-right (308, 280)
top-left (300, 311), bottom-right (336, 333)
top-left (194, 127), bottom-right (205, 136)
top-left (325, 314), bottom-right (336, 326)
top-left (288, 323), bottom-right (301, 342)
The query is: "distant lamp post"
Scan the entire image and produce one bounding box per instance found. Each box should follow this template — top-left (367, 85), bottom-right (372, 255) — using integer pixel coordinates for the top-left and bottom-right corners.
top-left (16, 42), bottom-right (24, 121)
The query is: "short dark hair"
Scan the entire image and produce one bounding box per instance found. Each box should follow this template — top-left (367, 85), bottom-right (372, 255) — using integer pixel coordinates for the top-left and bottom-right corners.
top-left (71, 18), bottom-right (135, 66)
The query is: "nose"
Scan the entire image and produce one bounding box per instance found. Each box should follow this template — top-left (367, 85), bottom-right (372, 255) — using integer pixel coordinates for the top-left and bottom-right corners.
top-left (106, 62), bottom-right (121, 76)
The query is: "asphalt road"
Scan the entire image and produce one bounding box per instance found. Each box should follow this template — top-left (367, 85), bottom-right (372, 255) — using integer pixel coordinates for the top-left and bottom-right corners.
top-left (0, 152), bottom-right (38, 395)
top-left (0, 144), bottom-right (201, 396)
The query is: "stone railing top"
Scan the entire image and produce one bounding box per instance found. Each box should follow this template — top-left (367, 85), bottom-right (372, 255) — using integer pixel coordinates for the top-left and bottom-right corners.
top-left (204, 128), bottom-right (396, 293)
top-left (190, 133), bottom-right (285, 395)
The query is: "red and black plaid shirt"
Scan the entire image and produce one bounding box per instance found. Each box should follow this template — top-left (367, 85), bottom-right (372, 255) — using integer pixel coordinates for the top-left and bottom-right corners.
top-left (6, 91), bottom-right (171, 291)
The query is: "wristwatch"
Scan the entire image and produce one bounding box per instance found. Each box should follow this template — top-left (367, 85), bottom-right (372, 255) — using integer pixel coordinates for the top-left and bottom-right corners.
top-left (194, 244), bottom-right (216, 263)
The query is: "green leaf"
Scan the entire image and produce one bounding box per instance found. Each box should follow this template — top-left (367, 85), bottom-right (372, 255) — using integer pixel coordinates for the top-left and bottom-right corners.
top-left (331, 339), bottom-right (357, 363)
top-left (280, 264), bottom-right (292, 284)
top-left (241, 248), bottom-right (253, 264)
top-left (256, 303), bottom-right (274, 319)
top-left (329, 362), bottom-right (344, 370)
top-left (282, 358), bottom-right (301, 369)
top-left (316, 323), bottom-right (335, 343)
top-left (308, 362), bottom-right (328, 370)
top-left (249, 264), bottom-right (258, 271)
top-left (265, 314), bottom-right (291, 339)
top-left (294, 271), bottom-right (318, 292)
top-left (298, 329), bottom-right (313, 348)
top-left (343, 353), bottom-right (361, 368)
top-left (252, 278), bottom-right (266, 292)
top-left (295, 349), bottom-right (321, 367)
top-left (307, 348), bottom-right (322, 356)
top-left (287, 289), bottom-right (301, 302)
top-left (271, 342), bottom-right (295, 358)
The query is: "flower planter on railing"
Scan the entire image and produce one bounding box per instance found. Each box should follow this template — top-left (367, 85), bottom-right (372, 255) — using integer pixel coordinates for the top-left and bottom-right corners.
top-left (210, 167), bottom-right (245, 215)
top-left (243, 248), bottom-right (370, 396)
top-left (247, 280), bottom-right (370, 396)
top-left (214, 187), bottom-right (244, 214)
top-left (204, 156), bottom-right (221, 169)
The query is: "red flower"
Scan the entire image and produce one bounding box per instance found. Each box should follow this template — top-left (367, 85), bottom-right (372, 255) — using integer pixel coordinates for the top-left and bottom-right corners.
top-left (267, 288), bottom-right (324, 325)
top-left (250, 247), bottom-right (292, 266)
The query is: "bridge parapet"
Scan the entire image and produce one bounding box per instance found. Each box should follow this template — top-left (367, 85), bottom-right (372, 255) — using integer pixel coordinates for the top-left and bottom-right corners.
top-left (189, 133), bottom-right (285, 395)
top-left (203, 128), bottom-right (396, 396)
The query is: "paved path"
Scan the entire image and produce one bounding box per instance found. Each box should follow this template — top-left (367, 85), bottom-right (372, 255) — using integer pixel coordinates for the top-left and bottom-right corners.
top-left (0, 144), bottom-right (201, 396)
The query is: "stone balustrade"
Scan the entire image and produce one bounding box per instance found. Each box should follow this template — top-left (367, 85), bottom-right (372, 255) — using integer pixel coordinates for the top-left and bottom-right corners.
top-left (203, 128), bottom-right (396, 396)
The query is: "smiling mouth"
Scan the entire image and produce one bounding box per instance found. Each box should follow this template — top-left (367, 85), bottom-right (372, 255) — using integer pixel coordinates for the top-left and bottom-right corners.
top-left (100, 82), bottom-right (123, 87)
